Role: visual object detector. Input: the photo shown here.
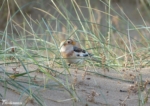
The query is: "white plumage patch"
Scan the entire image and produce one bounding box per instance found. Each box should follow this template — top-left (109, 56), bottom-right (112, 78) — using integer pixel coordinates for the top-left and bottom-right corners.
top-left (60, 45), bottom-right (73, 53)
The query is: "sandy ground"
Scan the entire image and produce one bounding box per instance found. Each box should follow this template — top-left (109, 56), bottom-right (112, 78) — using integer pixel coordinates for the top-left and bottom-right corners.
top-left (0, 64), bottom-right (150, 106)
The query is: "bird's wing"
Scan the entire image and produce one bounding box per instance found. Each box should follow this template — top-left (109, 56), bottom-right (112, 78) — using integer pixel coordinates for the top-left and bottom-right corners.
top-left (73, 46), bottom-right (102, 63)
top-left (73, 46), bottom-right (86, 53)
top-left (73, 46), bottom-right (93, 57)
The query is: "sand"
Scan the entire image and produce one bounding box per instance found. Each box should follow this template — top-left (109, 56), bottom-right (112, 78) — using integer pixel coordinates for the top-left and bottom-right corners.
top-left (0, 64), bottom-right (150, 106)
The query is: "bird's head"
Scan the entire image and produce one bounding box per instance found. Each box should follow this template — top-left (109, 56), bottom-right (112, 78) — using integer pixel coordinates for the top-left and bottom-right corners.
top-left (60, 39), bottom-right (76, 47)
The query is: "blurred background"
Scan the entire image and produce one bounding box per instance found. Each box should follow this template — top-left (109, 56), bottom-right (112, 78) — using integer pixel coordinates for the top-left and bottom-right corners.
top-left (1, 0), bottom-right (150, 37)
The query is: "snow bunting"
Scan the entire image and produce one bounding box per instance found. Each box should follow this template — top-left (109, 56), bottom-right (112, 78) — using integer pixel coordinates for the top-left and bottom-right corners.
top-left (60, 39), bottom-right (92, 65)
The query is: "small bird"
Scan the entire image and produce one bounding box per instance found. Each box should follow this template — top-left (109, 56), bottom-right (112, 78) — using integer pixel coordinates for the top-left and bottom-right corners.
top-left (59, 39), bottom-right (92, 66)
